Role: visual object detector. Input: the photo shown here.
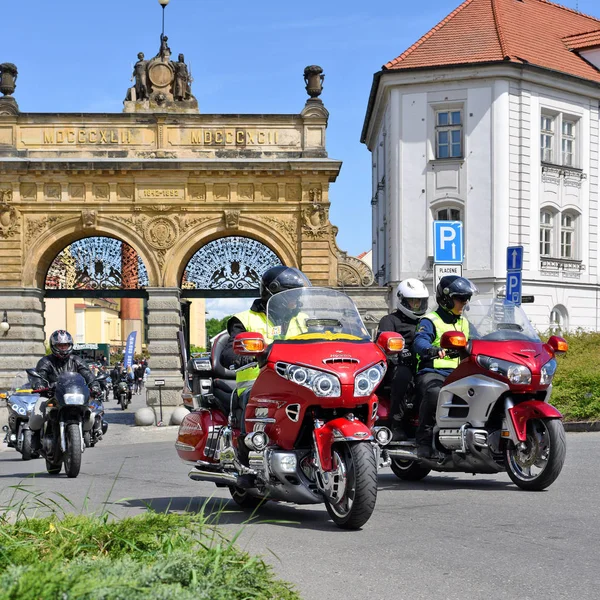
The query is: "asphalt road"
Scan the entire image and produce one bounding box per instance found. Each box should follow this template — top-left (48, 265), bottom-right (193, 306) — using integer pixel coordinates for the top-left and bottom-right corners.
top-left (1, 411), bottom-right (598, 600)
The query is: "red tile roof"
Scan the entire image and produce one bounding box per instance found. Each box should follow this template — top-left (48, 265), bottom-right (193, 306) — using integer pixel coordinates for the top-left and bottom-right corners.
top-left (384, 0), bottom-right (600, 84)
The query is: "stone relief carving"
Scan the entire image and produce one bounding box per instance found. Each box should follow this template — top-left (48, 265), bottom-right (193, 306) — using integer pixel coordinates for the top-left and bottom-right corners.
top-left (308, 187), bottom-right (323, 203)
top-left (256, 215), bottom-right (298, 245)
top-left (45, 184), bottom-right (61, 200)
top-left (224, 210), bottom-right (240, 229)
top-left (262, 184), bottom-right (278, 201)
top-left (0, 203), bottom-right (19, 238)
top-left (302, 203), bottom-right (329, 238)
top-left (144, 216), bottom-right (179, 249)
top-left (69, 184), bottom-right (85, 200)
top-left (93, 184), bottom-right (109, 200)
top-left (173, 214), bottom-right (212, 234)
top-left (189, 185), bottom-right (206, 201)
top-left (81, 210), bottom-right (96, 228)
top-left (20, 183), bottom-right (36, 199)
top-left (337, 256), bottom-right (375, 288)
top-left (238, 184), bottom-right (254, 201)
top-left (104, 214), bottom-right (147, 239)
top-left (25, 215), bottom-right (61, 247)
top-left (117, 184), bottom-right (134, 200)
top-left (286, 184), bottom-right (301, 201)
top-left (214, 184), bottom-right (230, 201)
top-left (135, 150), bottom-right (176, 159)
top-left (0, 189), bottom-right (12, 203)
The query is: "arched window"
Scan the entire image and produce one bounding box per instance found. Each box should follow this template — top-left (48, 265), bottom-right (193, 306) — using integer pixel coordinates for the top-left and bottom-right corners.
top-left (550, 305), bottom-right (569, 334)
top-left (435, 207), bottom-right (462, 222)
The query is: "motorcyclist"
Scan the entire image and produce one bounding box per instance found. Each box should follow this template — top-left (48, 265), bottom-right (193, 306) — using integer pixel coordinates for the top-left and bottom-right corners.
top-left (413, 276), bottom-right (478, 458)
top-left (220, 265), bottom-right (312, 405)
top-left (29, 330), bottom-right (101, 433)
top-left (376, 278), bottom-right (429, 440)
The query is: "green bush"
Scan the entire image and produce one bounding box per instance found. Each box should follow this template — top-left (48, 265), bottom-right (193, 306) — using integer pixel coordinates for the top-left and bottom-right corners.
top-left (0, 512), bottom-right (299, 600)
top-left (551, 331), bottom-right (600, 422)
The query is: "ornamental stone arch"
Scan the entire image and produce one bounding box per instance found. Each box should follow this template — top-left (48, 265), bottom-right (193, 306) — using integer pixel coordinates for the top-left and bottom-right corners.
top-left (22, 219), bottom-right (161, 289)
top-left (168, 216), bottom-right (298, 289)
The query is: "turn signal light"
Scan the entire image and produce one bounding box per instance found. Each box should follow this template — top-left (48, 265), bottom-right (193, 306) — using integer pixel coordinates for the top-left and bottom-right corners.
top-left (387, 337), bottom-right (405, 352)
top-left (447, 335), bottom-right (467, 347)
top-left (547, 336), bottom-right (568, 354)
top-left (242, 339), bottom-right (265, 353)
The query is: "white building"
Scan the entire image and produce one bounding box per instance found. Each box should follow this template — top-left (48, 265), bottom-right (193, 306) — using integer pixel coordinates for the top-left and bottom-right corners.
top-left (361, 0), bottom-right (600, 332)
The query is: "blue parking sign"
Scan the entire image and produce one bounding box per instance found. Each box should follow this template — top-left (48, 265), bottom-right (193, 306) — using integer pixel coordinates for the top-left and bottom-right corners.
top-left (506, 271), bottom-right (522, 305)
top-left (433, 221), bottom-right (463, 264)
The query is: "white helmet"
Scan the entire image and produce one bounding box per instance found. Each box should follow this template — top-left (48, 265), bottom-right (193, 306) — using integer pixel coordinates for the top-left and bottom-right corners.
top-left (395, 278), bottom-right (429, 320)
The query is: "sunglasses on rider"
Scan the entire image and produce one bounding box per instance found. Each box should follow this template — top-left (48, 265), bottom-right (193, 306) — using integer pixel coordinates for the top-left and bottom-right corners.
top-left (453, 295), bottom-right (471, 303)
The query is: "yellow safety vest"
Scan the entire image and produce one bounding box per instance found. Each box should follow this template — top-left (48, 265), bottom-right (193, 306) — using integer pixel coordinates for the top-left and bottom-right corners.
top-left (420, 311), bottom-right (470, 370)
top-left (233, 310), bottom-right (272, 394)
top-left (284, 312), bottom-right (310, 338)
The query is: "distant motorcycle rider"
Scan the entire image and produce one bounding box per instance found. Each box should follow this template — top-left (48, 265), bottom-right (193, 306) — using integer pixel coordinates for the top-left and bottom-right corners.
top-left (376, 278), bottom-right (429, 440)
top-left (29, 330), bottom-right (100, 432)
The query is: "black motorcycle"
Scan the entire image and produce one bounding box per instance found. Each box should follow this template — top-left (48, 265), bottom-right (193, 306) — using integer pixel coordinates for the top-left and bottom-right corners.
top-left (1, 373), bottom-right (40, 460)
top-left (85, 375), bottom-right (109, 447)
top-left (28, 369), bottom-right (93, 478)
top-left (116, 378), bottom-right (132, 410)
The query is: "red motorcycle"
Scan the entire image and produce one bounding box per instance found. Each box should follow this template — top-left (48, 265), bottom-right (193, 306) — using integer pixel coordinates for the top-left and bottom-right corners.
top-left (176, 287), bottom-right (402, 529)
top-left (378, 296), bottom-right (568, 491)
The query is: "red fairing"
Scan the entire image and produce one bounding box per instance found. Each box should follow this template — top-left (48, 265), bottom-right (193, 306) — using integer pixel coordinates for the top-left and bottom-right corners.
top-left (313, 417), bottom-right (373, 472)
top-left (508, 400), bottom-right (562, 442)
top-left (175, 409), bottom-right (227, 463)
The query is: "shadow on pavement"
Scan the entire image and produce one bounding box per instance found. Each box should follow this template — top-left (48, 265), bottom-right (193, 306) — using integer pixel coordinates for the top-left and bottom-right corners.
top-left (118, 495), bottom-right (354, 532)
top-left (377, 472), bottom-right (517, 492)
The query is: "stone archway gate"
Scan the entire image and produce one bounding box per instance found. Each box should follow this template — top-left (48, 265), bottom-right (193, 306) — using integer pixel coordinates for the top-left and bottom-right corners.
top-left (0, 90), bottom-right (383, 420)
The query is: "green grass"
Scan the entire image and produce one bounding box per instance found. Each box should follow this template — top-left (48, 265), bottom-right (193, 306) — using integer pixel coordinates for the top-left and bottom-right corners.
top-left (550, 331), bottom-right (600, 422)
top-left (0, 506), bottom-right (299, 600)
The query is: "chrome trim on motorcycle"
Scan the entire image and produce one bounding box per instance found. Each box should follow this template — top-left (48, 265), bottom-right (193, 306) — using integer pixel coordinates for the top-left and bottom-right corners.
top-left (175, 441), bottom-right (196, 452)
top-left (188, 467), bottom-right (239, 486)
top-left (79, 422), bottom-right (84, 453)
top-left (285, 404), bottom-right (301, 422)
top-left (59, 421), bottom-right (66, 453)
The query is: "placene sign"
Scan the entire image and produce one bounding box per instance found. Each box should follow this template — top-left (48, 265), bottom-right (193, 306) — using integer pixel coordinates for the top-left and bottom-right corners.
top-left (434, 264), bottom-right (463, 286)
top-left (154, 379), bottom-right (165, 387)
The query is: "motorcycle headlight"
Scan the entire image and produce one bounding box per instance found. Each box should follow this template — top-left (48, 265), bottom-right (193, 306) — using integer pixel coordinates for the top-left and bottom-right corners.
top-left (476, 355), bottom-right (532, 385)
top-left (540, 358), bottom-right (557, 385)
top-left (64, 393), bottom-right (85, 405)
top-left (354, 362), bottom-right (386, 397)
top-left (275, 363), bottom-right (341, 398)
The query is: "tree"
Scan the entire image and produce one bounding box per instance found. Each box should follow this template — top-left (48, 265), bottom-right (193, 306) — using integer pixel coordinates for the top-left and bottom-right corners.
top-left (206, 316), bottom-right (231, 341)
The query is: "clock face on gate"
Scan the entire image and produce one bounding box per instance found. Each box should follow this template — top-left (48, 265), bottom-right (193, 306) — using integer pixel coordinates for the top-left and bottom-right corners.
top-left (148, 62), bottom-right (174, 89)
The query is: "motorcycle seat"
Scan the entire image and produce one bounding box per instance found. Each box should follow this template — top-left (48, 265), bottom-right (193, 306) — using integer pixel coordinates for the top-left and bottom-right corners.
top-left (213, 378), bottom-right (236, 394)
top-left (212, 384), bottom-right (232, 416)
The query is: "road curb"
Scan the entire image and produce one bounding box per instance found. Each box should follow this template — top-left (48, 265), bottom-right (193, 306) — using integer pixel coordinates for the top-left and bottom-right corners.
top-left (563, 421), bottom-right (600, 432)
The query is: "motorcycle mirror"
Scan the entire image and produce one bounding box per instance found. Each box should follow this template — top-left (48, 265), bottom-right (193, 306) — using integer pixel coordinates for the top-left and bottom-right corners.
top-left (547, 335), bottom-right (568, 355)
top-left (376, 332), bottom-right (405, 354)
top-left (440, 331), bottom-right (467, 349)
top-left (233, 332), bottom-right (266, 356)
top-left (26, 369), bottom-right (49, 385)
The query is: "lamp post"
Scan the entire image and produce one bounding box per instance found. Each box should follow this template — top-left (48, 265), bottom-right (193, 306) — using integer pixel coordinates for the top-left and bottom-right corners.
top-left (158, 0), bottom-right (170, 40)
top-left (1, 310), bottom-right (9, 335)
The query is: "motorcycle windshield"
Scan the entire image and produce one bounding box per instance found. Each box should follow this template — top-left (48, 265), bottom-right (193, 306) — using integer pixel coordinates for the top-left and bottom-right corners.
top-left (55, 372), bottom-right (91, 403)
top-left (465, 296), bottom-right (540, 342)
top-left (266, 288), bottom-right (371, 342)
top-left (9, 371), bottom-right (33, 395)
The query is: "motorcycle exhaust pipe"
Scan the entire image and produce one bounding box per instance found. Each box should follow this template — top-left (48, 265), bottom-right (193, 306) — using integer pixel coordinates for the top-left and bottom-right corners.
top-left (386, 447), bottom-right (419, 460)
top-left (188, 467), bottom-right (239, 486)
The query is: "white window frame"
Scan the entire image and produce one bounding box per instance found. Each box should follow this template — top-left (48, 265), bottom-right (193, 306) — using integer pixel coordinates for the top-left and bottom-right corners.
top-left (540, 110), bottom-right (579, 168)
top-left (435, 206), bottom-right (462, 222)
top-left (435, 109), bottom-right (463, 159)
top-left (560, 212), bottom-right (577, 259)
top-left (540, 209), bottom-right (554, 257)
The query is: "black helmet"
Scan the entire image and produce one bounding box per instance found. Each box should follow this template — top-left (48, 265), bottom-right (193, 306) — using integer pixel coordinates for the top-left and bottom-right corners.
top-left (260, 266), bottom-right (312, 303)
top-left (436, 276), bottom-right (477, 310)
top-left (49, 330), bottom-right (74, 360)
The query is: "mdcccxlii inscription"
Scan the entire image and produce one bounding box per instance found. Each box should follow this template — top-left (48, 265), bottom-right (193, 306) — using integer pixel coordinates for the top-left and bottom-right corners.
top-left (41, 128), bottom-right (135, 145)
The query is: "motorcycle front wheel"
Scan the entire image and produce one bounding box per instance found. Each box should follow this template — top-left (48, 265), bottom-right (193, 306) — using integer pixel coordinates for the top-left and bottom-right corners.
top-left (505, 418), bottom-right (566, 491)
top-left (390, 458), bottom-right (431, 481)
top-left (228, 486), bottom-right (264, 509)
top-left (120, 395), bottom-right (127, 410)
top-left (324, 442), bottom-right (377, 530)
top-left (20, 428), bottom-right (33, 461)
top-left (63, 423), bottom-right (82, 478)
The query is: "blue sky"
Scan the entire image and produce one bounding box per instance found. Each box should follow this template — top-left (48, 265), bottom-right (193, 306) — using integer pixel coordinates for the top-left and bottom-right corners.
top-left (2, 0), bottom-right (596, 260)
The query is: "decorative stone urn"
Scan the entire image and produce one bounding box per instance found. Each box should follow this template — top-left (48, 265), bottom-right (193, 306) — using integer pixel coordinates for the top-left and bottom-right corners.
top-left (304, 65), bottom-right (324, 99)
top-left (0, 63), bottom-right (17, 96)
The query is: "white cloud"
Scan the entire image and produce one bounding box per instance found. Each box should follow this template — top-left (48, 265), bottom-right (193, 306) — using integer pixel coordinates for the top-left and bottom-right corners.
top-left (206, 298), bottom-right (250, 321)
